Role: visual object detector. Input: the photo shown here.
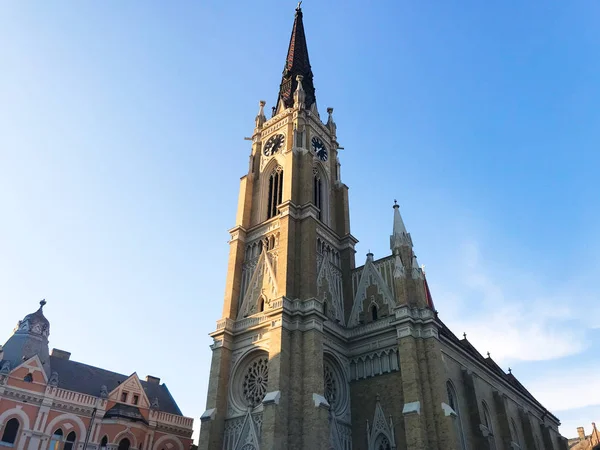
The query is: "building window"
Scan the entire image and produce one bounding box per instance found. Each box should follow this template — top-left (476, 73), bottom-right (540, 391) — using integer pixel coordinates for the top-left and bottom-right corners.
top-left (313, 170), bottom-right (322, 221)
top-left (49, 429), bottom-right (63, 450)
top-left (132, 395), bottom-right (139, 405)
top-left (482, 401), bottom-right (497, 450)
top-left (446, 381), bottom-right (466, 450)
top-left (118, 438), bottom-right (131, 450)
top-left (63, 432), bottom-right (76, 450)
top-left (121, 392), bottom-right (128, 402)
top-left (100, 436), bottom-right (108, 450)
top-left (371, 305), bottom-right (378, 321)
top-left (510, 418), bottom-right (520, 446)
top-left (267, 166), bottom-right (283, 219)
top-left (259, 297), bottom-right (265, 313)
top-left (23, 373), bottom-right (33, 382)
top-left (1, 418), bottom-right (20, 446)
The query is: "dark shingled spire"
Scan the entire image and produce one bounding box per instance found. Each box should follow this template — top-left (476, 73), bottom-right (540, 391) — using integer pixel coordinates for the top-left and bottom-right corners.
top-left (276, 3), bottom-right (315, 112)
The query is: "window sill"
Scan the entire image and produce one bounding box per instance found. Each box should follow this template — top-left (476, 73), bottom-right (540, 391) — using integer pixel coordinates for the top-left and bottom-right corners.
top-left (0, 443), bottom-right (16, 448)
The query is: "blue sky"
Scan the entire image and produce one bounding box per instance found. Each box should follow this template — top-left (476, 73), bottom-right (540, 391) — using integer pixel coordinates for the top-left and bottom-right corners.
top-left (1, 0), bottom-right (599, 441)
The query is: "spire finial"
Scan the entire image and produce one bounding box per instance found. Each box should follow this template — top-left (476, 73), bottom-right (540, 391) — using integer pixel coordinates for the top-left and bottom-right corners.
top-left (487, 351), bottom-right (491, 358)
top-left (508, 367), bottom-right (512, 374)
top-left (463, 332), bottom-right (467, 339)
top-left (296, 1), bottom-right (302, 11)
top-left (39, 299), bottom-right (47, 309)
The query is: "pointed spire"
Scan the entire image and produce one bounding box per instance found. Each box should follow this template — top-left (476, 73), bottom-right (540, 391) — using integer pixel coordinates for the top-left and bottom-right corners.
top-left (326, 107), bottom-right (337, 136)
top-left (276, 3), bottom-right (316, 113)
top-left (255, 100), bottom-right (266, 128)
top-left (390, 200), bottom-right (413, 251)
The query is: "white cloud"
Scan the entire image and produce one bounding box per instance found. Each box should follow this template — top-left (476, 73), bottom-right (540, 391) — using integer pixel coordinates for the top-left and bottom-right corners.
top-left (433, 240), bottom-right (591, 364)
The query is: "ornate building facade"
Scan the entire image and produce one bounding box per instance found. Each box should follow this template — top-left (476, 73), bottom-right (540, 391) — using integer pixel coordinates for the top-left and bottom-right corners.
top-left (199, 5), bottom-right (569, 450)
top-left (0, 301), bottom-right (193, 450)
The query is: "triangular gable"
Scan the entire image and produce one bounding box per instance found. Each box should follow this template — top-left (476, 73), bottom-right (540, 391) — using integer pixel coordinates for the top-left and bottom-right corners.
top-left (237, 251), bottom-right (279, 319)
top-left (108, 372), bottom-right (150, 408)
top-left (233, 409), bottom-right (260, 450)
top-left (14, 354), bottom-right (48, 384)
top-left (368, 400), bottom-right (396, 450)
top-left (317, 253), bottom-right (345, 325)
top-left (348, 257), bottom-right (396, 327)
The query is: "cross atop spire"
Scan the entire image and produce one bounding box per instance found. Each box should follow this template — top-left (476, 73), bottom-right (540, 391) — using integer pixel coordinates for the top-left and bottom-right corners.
top-left (276, 3), bottom-right (316, 113)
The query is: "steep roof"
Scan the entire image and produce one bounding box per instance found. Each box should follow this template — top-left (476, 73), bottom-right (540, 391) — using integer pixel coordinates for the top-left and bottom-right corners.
top-left (49, 356), bottom-right (182, 416)
top-left (276, 4), bottom-right (316, 112)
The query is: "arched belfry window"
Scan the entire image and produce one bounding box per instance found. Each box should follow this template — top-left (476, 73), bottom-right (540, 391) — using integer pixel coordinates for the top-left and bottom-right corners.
top-left (446, 381), bottom-right (466, 450)
top-left (267, 166), bottom-right (283, 219)
top-left (313, 168), bottom-right (323, 221)
top-left (1, 418), bottom-right (20, 445)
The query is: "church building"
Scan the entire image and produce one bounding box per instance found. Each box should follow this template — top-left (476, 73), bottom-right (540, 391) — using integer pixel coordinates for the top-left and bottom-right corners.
top-left (0, 301), bottom-right (194, 450)
top-left (199, 5), bottom-right (569, 450)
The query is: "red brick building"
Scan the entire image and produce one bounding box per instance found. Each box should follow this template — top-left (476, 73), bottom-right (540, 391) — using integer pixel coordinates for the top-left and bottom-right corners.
top-left (0, 301), bottom-right (193, 450)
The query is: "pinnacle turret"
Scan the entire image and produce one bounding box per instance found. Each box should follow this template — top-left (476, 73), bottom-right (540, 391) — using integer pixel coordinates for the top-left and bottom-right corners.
top-left (390, 200), bottom-right (413, 251)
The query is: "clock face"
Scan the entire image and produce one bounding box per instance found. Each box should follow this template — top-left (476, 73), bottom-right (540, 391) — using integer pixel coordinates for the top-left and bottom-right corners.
top-left (263, 133), bottom-right (285, 156)
top-left (311, 136), bottom-right (328, 161)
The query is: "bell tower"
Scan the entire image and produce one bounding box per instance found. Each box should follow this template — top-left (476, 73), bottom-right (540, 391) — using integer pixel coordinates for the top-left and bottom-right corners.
top-left (199, 4), bottom-right (357, 450)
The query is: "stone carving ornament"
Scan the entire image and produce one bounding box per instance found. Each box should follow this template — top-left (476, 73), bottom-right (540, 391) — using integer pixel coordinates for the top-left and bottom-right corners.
top-left (242, 357), bottom-right (269, 408)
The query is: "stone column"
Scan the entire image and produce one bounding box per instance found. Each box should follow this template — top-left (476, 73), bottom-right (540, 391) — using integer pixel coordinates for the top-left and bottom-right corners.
top-left (519, 408), bottom-right (535, 450)
top-left (260, 325), bottom-right (291, 450)
top-left (461, 369), bottom-right (490, 450)
top-left (198, 336), bottom-right (233, 450)
top-left (398, 334), bottom-right (427, 450)
top-left (423, 337), bottom-right (459, 450)
top-left (492, 391), bottom-right (512, 449)
top-left (300, 329), bottom-right (329, 450)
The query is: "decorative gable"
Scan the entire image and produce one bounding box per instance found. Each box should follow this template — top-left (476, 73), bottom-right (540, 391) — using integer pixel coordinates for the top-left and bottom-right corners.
top-left (317, 239), bottom-right (344, 325)
top-left (238, 251), bottom-right (278, 319)
top-left (233, 409), bottom-right (261, 450)
top-left (14, 355), bottom-right (48, 384)
top-left (108, 373), bottom-right (150, 408)
top-left (367, 399), bottom-right (396, 450)
top-left (348, 255), bottom-right (396, 327)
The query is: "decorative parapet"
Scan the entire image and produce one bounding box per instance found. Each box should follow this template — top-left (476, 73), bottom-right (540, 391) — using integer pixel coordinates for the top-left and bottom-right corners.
top-left (53, 387), bottom-right (98, 407)
top-left (150, 410), bottom-right (194, 429)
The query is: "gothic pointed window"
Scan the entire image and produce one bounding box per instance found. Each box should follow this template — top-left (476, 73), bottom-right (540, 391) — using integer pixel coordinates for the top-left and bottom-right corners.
top-left (371, 305), bottom-right (378, 321)
top-left (446, 381), bottom-right (466, 450)
top-left (118, 439), bottom-right (131, 450)
top-left (510, 418), bottom-right (520, 447)
top-left (313, 168), bottom-right (322, 221)
top-left (49, 429), bottom-right (63, 450)
top-left (482, 401), bottom-right (497, 450)
top-left (63, 432), bottom-right (76, 450)
top-left (259, 297), bottom-right (265, 312)
top-left (1, 418), bottom-right (19, 445)
top-left (267, 166), bottom-right (284, 219)
top-left (100, 436), bottom-right (108, 450)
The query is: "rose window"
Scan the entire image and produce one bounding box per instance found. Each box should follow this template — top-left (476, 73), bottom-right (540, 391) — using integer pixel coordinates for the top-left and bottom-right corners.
top-left (242, 357), bottom-right (269, 407)
top-left (324, 364), bottom-right (338, 407)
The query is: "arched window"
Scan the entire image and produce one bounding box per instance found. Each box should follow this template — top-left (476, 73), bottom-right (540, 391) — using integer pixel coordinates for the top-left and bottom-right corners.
top-left (482, 402), bottom-right (497, 450)
top-left (23, 373), bottom-right (33, 382)
top-left (64, 432), bottom-right (76, 450)
top-left (1, 418), bottom-right (20, 445)
top-left (118, 438), bottom-right (131, 450)
top-left (446, 381), bottom-right (466, 450)
top-left (323, 301), bottom-right (328, 317)
top-left (510, 418), bottom-right (520, 446)
top-left (371, 304), bottom-right (378, 321)
top-left (49, 429), bottom-right (63, 450)
top-left (374, 434), bottom-right (391, 450)
top-left (100, 436), bottom-right (108, 450)
top-left (313, 169), bottom-right (322, 221)
top-left (259, 297), bottom-right (265, 312)
top-left (267, 166), bottom-right (283, 219)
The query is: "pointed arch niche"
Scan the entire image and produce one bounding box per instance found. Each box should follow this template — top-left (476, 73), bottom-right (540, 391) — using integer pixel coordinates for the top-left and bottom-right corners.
top-left (312, 163), bottom-right (330, 225)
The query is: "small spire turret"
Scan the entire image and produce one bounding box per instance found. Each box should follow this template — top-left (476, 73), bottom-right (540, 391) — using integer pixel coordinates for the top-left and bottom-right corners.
top-left (255, 100), bottom-right (266, 129)
top-left (390, 200), bottom-right (413, 251)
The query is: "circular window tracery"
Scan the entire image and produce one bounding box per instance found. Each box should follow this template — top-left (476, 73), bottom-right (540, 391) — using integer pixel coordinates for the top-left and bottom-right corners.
top-left (242, 357), bottom-right (269, 407)
top-left (323, 356), bottom-right (348, 416)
